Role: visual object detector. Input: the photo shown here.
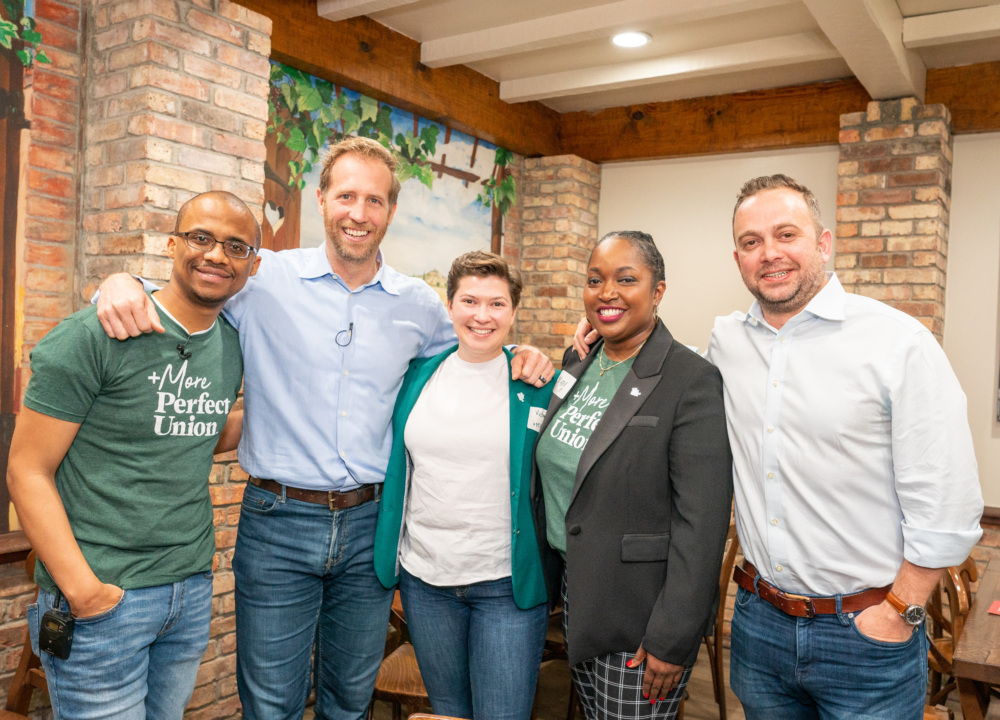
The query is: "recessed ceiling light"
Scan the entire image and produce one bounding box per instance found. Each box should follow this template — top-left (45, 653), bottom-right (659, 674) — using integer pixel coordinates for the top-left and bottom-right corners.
top-left (612, 32), bottom-right (650, 48)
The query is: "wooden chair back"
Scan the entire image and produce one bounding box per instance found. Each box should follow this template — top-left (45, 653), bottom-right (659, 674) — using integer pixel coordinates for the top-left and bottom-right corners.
top-left (1, 550), bottom-right (48, 719)
top-left (926, 555), bottom-right (978, 707)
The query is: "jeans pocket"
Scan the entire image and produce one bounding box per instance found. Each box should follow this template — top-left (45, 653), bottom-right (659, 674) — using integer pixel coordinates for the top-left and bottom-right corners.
top-left (241, 483), bottom-right (283, 514)
top-left (848, 616), bottom-right (919, 649)
top-left (734, 586), bottom-right (756, 609)
top-left (26, 603), bottom-right (40, 657)
top-left (75, 589), bottom-right (128, 624)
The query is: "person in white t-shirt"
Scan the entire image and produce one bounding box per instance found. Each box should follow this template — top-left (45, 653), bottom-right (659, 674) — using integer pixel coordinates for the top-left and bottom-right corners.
top-left (373, 251), bottom-right (555, 720)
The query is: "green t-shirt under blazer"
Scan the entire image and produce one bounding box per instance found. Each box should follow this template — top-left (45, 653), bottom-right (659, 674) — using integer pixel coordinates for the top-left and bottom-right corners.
top-left (24, 296), bottom-right (243, 594)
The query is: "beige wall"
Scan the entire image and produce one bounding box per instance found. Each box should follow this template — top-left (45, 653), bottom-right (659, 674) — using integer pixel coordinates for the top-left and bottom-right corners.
top-left (946, 133), bottom-right (1000, 507)
top-left (597, 139), bottom-right (998, 507)
top-left (597, 146), bottom-right (839, 353)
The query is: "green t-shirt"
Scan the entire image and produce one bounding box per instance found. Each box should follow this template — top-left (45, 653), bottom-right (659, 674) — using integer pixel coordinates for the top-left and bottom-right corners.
top-left (23, 296), bottom-right (243, 593)
top-left (535, 352), bottom-right (635, 556)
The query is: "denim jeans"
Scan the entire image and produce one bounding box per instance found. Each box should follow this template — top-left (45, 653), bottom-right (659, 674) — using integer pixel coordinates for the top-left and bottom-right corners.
top-left (232, 482), bottom-right (394, 720)
top-left (399, 567), bottom-right (548, 720)
top-left (730, 586), bottom-right (928, 720)
top-left (28, 571), bottom-right (213, 720)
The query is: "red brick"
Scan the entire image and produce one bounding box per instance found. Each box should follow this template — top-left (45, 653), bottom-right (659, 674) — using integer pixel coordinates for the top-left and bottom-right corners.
top-left (180, 101), bottom-right (240, 133)
top-left (247, 31), bottom-right (269, 56)
top-left (214, 87), bottom-right (267, 120)
top-left (185, 8), bottom-right (243, 45)
top-left (36, 18), bottom-right (78, 52)
top-left (91, 71), bottom-right (128, 98)
top-left (40, 45), bottom-right (81, 75)
top-left (26, 243), bottom-right (71, 267)
top-left (23, 320), bottom-right (60, 344)
top-left (33, 67), bottom-right (79, 102)
top-left (218, 0), bottom-right (271, 32)
top-left (210, 484), bottom-right (245, 505)
top-left (130, 66), bottom-right (209, 101)
top-left (35, 0), bottom-right (81, 29)
top-left (109, 0), bottom-right (178, 23)
top-left (863, 125), bottom-right (914, 142)
top-left (128, 114), bottom-right (209, 147)
top-left (100, 234), bottom-right (146, 254)
top-left (95, 23), bottom-right (130, 50)
top-left (215, 43), bottom-right (269, 78)
top-left (836, 237), bottom-right (884, 253)
top-left (178, 147), bottom-right (238, 176)
top-left (109, 41), bottom-right (179, 70)
top-left (183, 55), bottom-right (242, 89)
top-left (244, 75), bottom-right (267, 99)
top-left (108, 89), bottom-right (177, 116)
top-left (25, 267), bottom-right (71, 292)
top-left (241, 118), bottom-right (265, 141)
top-left (888, 171), bottom-right (942, 187)
top-left (859, 188), bottom-right (913, 205)
top-left (131, 18), bottom-right (211, 55)
top-left (28, 168), bottom-right (74, 197)
top-left (27, 194), bottom-right (74, 221)
top-left (25, 218), bottom-right (74, 243)
top-left (30, 115), bottom-right (76, 146)
top-left (86, 118), bottom-right (128, 143)
top-left (31, 92), bottom-right (76, 124)
top-left (90, 165), bottom-right (124, 187)
top-left (211, 132), bottom-right (265, 162)
top-left (209, 177), bottom-right (262, 206)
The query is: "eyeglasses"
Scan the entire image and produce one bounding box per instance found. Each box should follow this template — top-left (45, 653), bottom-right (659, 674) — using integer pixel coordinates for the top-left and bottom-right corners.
top-left (175, 231), bottom-right (257, 260)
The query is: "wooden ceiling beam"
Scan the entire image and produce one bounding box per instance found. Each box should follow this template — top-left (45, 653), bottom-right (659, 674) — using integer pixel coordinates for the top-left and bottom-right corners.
top-left (926, 60), bottom-right (1000, 134)
top-left (559, 78), bottom-right (872, 163)
top-left (235, 0), bottom-right (562, 157)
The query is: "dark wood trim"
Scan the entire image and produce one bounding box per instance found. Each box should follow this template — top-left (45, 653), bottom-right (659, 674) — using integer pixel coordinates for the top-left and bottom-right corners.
top-left (0, 531), bottom-right (31, 565)
top-left (235, 0), bottom-right (561, 157)
top-left (926, 61), bottom-right (1000, 135)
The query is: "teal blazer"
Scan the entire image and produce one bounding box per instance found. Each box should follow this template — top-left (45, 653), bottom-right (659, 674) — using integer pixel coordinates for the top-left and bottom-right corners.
top-left (374, 345), bottom-right (554, 610)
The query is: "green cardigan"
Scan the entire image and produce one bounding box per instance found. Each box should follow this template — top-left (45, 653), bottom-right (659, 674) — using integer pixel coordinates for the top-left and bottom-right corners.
top-left (373, 345), bottom-right (554, 610)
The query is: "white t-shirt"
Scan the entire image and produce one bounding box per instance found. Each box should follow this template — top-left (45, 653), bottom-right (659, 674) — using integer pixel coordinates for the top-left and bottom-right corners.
top-left (399, 352), bottom-right (512, 586)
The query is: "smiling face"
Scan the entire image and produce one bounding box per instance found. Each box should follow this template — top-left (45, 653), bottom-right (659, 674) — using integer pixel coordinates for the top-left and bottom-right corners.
top-left (317, 152), bottom-right (397, 274)
top-left (584, 236), bottom-right (665, 357)
top-left (448, 275), bottom-right (517, 363)
top-left (167, 194), bottom-right (260, 309)
top-left (733, 187), bottom-right (832, 328)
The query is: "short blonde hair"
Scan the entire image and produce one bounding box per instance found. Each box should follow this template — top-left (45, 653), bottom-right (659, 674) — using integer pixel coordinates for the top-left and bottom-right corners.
top-left (447, 251), bottom-right (522, 308)
top-left (318, 136), bottom-right (401, 207)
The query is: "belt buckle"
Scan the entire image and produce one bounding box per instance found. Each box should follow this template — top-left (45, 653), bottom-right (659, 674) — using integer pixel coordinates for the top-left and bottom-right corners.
top-left (779, 591), bottom-right (816, 618)
top-left (327, 491), bottom-right (339, 511)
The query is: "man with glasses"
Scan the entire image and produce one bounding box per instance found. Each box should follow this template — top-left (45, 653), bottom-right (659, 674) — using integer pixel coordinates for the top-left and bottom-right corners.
top-left (91, 136), bottom-right (553, 720)
top-left (6, 191), bottom-right (261, 720)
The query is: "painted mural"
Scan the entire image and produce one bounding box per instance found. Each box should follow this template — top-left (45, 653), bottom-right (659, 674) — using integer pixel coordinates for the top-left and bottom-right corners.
top-left (265, 60), bottom-right (512, 300)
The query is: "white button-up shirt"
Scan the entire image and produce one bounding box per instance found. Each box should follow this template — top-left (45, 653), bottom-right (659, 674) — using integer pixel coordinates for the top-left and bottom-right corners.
top-left (708, 274), bottom-right (983, 596)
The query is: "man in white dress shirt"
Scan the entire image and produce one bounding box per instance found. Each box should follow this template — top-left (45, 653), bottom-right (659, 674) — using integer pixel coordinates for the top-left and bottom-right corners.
top-left (707, 174), bottom-right (983, 720)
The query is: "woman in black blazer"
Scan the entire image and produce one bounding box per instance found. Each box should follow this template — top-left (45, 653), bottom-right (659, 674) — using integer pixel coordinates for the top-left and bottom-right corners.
top-left (532, 231), bottom-right (733, 720)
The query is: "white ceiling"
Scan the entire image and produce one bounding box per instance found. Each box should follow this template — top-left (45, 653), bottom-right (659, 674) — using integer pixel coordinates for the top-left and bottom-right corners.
top-left (316, 0), bottom-right (1000, 113)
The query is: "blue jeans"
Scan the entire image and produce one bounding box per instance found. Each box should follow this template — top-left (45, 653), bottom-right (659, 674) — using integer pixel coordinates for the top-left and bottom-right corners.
top-left (730, 586), bottom-right (928, 720)
top-left (28, 571), bottom-right (213, 720)
top-left (232, 483), bottom-right (394, 720)
top-left (399, 567), bottom-right (548, 720)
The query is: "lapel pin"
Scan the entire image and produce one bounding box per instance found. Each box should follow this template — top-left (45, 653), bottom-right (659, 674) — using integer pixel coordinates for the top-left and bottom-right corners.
top-left (517, 392), bottom-right (525, 402)
top-left (630, 387), bottom-right (641, 397)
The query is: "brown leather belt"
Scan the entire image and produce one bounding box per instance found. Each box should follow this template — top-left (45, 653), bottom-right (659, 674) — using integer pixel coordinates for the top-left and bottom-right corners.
top-left (249, 477), bottom-right (377, 510)
top-left (734, 561), bottom-right (890, 618)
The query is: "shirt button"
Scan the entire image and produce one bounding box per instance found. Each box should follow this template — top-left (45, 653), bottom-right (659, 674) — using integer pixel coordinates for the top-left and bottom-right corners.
top-left (776, 564), bottom-right (783, 572)
top-left (341, 411), bottom-right (347, 417)
top-left (511, 491), bottom-right (516, 497)
top-left (771, 518), bottom-right (778, 525)
top-left (344, 370), bottom-right (349, 376)
top-left (767, 472), bottom-right (774, 479)
top-left (780, 337), bottom-right (787, 343)
top-left (339, 451), bottom-right (346, 459)
top-left (767, 427), bottom-right (774, 433)
top-left (772, 381), bottom-right (778, 387)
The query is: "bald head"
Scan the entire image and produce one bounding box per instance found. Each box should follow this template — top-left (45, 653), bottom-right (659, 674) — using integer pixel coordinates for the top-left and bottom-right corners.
top-left (176, 191), bottom-right (261, 249)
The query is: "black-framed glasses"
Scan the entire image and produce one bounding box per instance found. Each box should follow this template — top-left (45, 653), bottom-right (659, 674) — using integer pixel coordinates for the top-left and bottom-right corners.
top-left (336, 322), bottom-right (354, 347)
top-left (174, 231), bottom-right (256, 259)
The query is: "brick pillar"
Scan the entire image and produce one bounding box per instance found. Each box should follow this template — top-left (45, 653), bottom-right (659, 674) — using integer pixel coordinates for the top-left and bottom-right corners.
top-left (77, 1), bottom-right (271, 716)
top-left (16, 0), bottom-right (85, 399)
top-left (82, 0), bottom-right (271, 293)
top-left (836, 97), bottom-right (952, 339)
top-left (508, 154), bottom-right (600, 366)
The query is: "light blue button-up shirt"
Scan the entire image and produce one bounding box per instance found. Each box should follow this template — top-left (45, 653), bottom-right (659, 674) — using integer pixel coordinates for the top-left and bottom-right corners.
top-left (223, 246), bottom-right (455, 491)
top-left (708, 273), bottom-right (982, 596)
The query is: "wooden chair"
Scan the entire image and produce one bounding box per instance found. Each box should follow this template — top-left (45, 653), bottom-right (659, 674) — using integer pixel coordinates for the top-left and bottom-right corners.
top-left (1, 551), bottom-right (48, 719)
top-left (368, 591), bottom-right (430, 720)
top-left (926, 556), bottom-right (978, 707)
top-left (923, 703), bottom-right (954, 719)
top-left (702, 521), bottom-right (740, 720)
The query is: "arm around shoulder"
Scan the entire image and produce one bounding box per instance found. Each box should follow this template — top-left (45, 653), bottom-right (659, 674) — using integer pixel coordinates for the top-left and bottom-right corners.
top-left (95, 273), bottom-right (164, 339)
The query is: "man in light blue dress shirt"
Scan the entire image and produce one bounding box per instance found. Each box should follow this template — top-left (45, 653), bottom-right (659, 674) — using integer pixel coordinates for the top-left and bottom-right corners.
top-left (708, 174), bottom-right (983, 720)
top-left (95, 136), bottom-right (554, 720)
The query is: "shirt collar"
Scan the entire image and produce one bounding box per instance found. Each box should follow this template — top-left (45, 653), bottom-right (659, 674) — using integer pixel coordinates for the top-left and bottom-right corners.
top-left (744, 272), bottom-right (845, 326)
top-left (298, 246), bottom-right (399, 295)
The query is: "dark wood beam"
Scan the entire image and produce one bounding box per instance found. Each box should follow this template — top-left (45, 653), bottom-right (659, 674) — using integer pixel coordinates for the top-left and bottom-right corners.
top-left (559, 79), bottom-right (872, 164)
top-left (236, 0), bottom-right (561, 157)
top-left (926, 61), bottom-right (1000, 135)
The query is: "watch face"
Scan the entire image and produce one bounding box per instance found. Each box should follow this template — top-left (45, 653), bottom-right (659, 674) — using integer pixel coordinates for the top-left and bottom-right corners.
top-left (902, 605), bottom-right (926, 626)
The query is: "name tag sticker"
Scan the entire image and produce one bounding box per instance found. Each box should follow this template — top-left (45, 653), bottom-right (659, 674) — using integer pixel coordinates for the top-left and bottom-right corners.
top-left (528, 406), bottom-right (546, 432)
top-left (553, 373), bottom-right (576, 399)
top-left (989, 600), bottom-right (1000, 616)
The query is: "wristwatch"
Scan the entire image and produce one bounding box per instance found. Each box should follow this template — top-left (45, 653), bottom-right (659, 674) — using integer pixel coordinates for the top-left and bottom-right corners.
top-left (885, 591), bottom-right (927, 626)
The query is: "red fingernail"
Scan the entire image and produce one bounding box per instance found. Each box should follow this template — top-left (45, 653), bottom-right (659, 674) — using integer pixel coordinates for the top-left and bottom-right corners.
top-left (643, 693), bottom-right (648, 699)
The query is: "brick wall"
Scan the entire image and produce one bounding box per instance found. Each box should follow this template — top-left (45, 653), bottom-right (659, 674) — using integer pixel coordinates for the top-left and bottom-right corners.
top-left (835, 97), bottom-right (952, 340)
top-left (2, 0), bottom-right (271, 716)
top-left (508, 154), bottom-right (600, 366)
